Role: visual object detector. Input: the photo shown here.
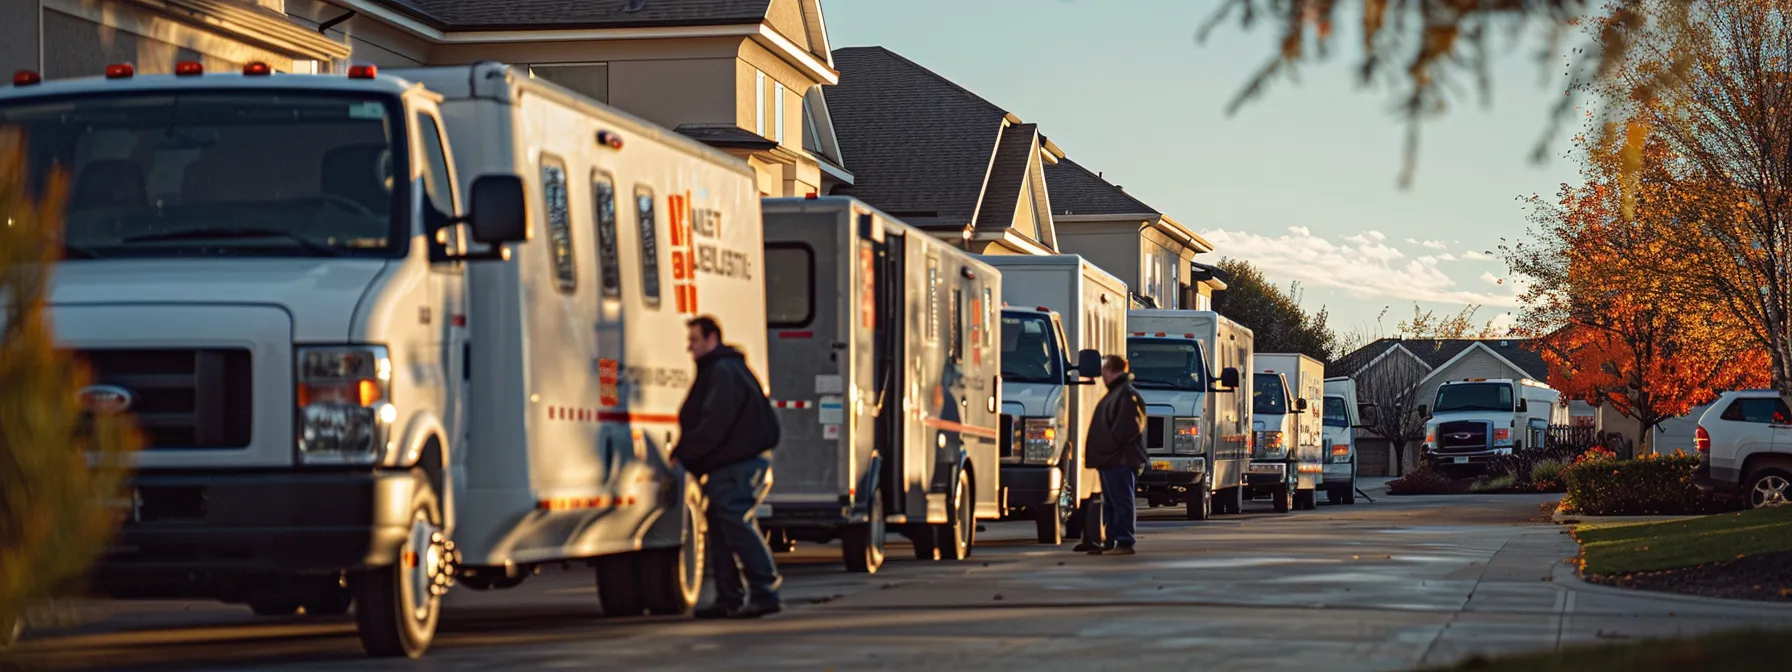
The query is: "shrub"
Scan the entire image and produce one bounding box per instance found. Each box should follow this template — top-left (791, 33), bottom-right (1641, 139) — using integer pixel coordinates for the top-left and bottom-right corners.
top-left (1471, 474), bottom-right (1519, 493)
top-left (1387, 465), bottom-right (1465, 495)
top-left (0, 131), bottom-right (142, 650)
top-left (1528, 460), bottom-right (1568, 493)
top-left (1560, 450), bottom-right (1732, 516)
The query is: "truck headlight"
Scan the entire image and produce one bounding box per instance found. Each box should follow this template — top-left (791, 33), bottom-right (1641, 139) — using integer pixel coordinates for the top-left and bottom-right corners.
top-left (297, 345), bottom-right (396, 465)
top-left (1022, 417), bottom-right (1057, 463)
top-left (1492, 428), bottom-right (1512, 445)
top-left (1172, 417), bottom-right (1201, 455)
top-left (1255, 430), bottom-right (1286, 458)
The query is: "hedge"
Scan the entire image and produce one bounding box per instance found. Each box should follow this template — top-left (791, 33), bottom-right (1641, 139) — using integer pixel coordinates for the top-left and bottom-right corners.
top-left (1559, 449), bottom-right (1732, 516)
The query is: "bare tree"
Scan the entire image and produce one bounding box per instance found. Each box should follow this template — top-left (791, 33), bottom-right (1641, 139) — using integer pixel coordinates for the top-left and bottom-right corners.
top-left (1351, 346), bottom-right (1432, 476)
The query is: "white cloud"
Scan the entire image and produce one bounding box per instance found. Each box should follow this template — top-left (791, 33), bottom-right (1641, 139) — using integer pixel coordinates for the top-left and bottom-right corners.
top-left (1436, 253), bottom-right (1457, 261)
top-left (1462, 250), bottom-right (1495, 261)
top-left (1480, 271), bottom-right (1505, 286)
top-left (1200, 227), bottom-right (1523, 307)
top-left (1486, 312), bottom-right (1518, 336)
top-left (1420, 240), bottom-right (1449, 250)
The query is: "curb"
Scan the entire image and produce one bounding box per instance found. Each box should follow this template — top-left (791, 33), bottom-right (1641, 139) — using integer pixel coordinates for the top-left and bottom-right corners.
top-left (1550, 558), bottom-right (1792, 612)
top-left (1550, 512), bottom-right (1702, 526)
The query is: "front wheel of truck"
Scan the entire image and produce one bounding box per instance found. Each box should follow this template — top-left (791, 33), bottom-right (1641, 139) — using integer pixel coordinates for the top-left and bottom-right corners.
top-left (354, 483), bottom-right (446, 659)
top-left (937, 468), bottom-right (975, 561)
top-left (642, 496), bottom-right (705, 615)
top-left (1186, 482), bottom-right (1212, 521)
top-left (843, 487), bottom-right (886, 573)
top-left (1033, 472), bottom-right (1070, 544)
top-left (1295, 488), bottom-right (1317, 511)
top-left (1272, 485), bottom-right (1292, 513)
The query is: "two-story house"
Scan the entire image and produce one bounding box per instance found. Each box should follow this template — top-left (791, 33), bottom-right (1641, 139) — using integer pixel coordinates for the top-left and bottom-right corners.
top-left (1046, 157), bottom-right (1224, 310)
top-left (279, 0), bottom-right (850, 197)
top-left (3, 0), bottom-right (348, 80)
top-left (825, 46), bottom-right (1062, 255)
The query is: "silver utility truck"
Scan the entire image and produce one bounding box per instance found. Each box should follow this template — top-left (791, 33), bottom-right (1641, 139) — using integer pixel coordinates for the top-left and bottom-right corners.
top-left (758, 197), bottom-right (1003, 571)
top-left (979, 255), bottom-right (1126, 545)
top-left (1420, 377), bottom-right (1568, 475)
top-left (1321, 376), bottom-right (1376, 504)
top-left (1124, 310), bottom-right (1250, 519)
top-left (5, 61), bottom-right (767, 658)
top-left (1248, 354), bottom-right (1325, 512)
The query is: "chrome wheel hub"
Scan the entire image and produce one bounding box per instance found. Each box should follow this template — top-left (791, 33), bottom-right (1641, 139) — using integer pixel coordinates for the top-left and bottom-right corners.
top-left (1755, 475), bottom-right (1790, 508)
top-left (403, 514), bottom-right (457, 622)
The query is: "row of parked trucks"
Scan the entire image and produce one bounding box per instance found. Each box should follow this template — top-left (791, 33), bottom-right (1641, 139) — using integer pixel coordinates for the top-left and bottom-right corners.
top-left (3, 62), bottom-right (1375, 659)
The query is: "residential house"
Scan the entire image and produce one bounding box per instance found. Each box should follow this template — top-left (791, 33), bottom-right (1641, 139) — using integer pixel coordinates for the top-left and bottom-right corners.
top-left (278, 0), bottom-right (849, 197)
top-left (1331, 338), bottom-right (1551, 475)
top-left (1046, 157), bottom-right (1225, 310)
top-left (3, 1), bottom-right (349, 80)
top-left (826, 46), bottom-right (1063, 256)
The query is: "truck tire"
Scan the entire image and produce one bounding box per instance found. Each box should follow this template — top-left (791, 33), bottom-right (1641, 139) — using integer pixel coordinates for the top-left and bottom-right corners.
top-left (937, 468), bottom-right (975, 560)
top-left (843, 487), bottom-right (887, 573)
top-left (596, 553), bottom-right (645, 616)
top-left (1215, 486), bottom-right (1242, 515)
top-left (1272, 485), bottom-right (1292, 513)
top-left (642, 498), bottom-right (704, 615)
top-left (909, 523), bottom-right (939, 560)
top-left (1295, 488), bottom-right (1316, 511)
top-left (1034, 473), bottom-right (1069, 544)
top-left (353, 482), bottom-right (446, 659)
top-left (1186, 483), bottom-right (1212, 520)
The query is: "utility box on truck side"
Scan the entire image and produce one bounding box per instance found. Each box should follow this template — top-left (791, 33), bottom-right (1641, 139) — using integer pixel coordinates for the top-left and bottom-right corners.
top-left (1124, 310), bottom-right (1251, 519)
top-left (8, 61), bottom-right (763, 658)
top-left (759, 197), bottom-right (1003, 570)
top-left (1249, 354), bottom-right (1325, 512)
top-left (979, 254), bottom-right (1126, 545)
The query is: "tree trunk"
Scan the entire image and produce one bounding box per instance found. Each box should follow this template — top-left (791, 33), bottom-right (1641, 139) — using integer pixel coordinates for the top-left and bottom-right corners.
top-left (1391, 440), bottom-right (1407, 477)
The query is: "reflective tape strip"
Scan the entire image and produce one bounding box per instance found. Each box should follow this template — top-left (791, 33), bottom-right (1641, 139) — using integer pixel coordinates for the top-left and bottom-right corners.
top-left (772, 400), bottom-right (813, 409)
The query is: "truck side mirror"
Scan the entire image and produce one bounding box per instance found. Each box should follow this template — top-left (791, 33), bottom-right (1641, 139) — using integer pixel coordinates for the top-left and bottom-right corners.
top-left (1295, 398), bottom-right (1309, 412)
top-left (1356, 403), bottom-right (1379, 427)
top-left (1075, 349), bottom-right (1103, 380)
top-left (1218, 366), bottom-right (1240, 391)
top-left (1416, 405), bottom-right (1429, 418)
top-left (1516, 398), bottom-right (1530, 413)
top-left (467, 174), bottom-right (529, 245)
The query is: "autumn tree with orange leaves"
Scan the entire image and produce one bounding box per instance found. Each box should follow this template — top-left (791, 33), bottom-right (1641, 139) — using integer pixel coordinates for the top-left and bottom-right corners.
top-left (1508, 131), bottom-right (1769, 455)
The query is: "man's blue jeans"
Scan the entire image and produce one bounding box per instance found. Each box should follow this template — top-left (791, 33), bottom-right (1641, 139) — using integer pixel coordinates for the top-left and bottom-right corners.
top-left (1099, 467), bottom-right (1138, 548)
top-left (700, 455), bottom-right (782, 608)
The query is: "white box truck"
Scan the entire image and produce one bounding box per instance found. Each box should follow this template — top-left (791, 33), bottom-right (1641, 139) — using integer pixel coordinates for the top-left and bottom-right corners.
top-left (1420, 377), bottom-right (1568, 475)
top-left (758, 197), bottom-right (1003, 571)
top-left (979, 255), bottom-right (1126, 545)
top-left (1249, 354), bottom-right (1325, 512)
top-left (1321, 376), bottom-right (1375, 504)
top-left (1124, 310), bottom-right (1250, 518)
top-left (6, 61), bottom-right (765, 658)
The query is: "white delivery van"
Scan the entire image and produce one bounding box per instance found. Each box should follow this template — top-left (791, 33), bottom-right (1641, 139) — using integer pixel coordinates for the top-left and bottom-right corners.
top-left (758, 197), bottom-right (1002, 571)
top-left (6, 61), bottom-right (764, 658)
top-left (1124, 310), bottom-right (1249, 519)
top-left (1421, 378), bottom-right (1568, 475)
top-left (1249, 354), bottom-right (1325, 512)
top-left (1321, 376), bottom-right (1374, 504)
top-left (979, 255), bottom-right (1125, 545)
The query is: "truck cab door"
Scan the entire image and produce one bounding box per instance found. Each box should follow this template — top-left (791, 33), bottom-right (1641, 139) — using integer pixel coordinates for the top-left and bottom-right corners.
top-left (413, 106), bottom-right (470, 469)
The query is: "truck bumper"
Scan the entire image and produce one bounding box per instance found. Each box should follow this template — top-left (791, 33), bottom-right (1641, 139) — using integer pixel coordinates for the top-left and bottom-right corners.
top-left (95, 469), bottom-right (417, 600)
top-left (1138, 457), bottom-right (1205, 500)
top-left (760, 498), bottom-right (859, 528)
top-left (1427, 450), bottom-right (1503, 474)
top-left (1245, 460), bottom-right (1288, 485)
top-left (1000, 464), bottom-right (1061, 510)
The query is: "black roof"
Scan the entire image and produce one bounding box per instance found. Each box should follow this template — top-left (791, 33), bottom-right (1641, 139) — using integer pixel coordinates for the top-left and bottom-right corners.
top-left (1044, 157), bottom-right (1156, 217)
top-left (1331, 338), bottom-right (1550, 380)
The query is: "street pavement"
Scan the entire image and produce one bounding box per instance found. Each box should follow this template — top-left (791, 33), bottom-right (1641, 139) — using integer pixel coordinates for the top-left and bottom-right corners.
top-left (11, 479), bottom-right (1792, 672)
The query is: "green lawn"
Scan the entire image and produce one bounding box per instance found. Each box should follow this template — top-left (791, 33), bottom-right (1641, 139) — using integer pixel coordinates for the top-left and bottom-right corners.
top-left (1574, 505), bottom-right (1792, 575)
top-left (1423, 630), bottom-right (1792, 671)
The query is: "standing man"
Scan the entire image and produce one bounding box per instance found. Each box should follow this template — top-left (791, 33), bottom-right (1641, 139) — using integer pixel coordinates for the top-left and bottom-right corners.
top-left (671, 315), bottom-right (783, 618)
top-left (1084, 355), bottom-right (1148, 555)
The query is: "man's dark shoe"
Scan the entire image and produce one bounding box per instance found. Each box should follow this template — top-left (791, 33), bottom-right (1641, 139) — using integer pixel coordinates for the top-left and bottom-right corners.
top-left (1105, 546), bottom-right (1137, 556)
top-left (1072, 542), bottom-right (1100, 553)
top-left (727, 603), bottom-right (782, 619)
top-left (694, 604), bottom-right (739, 620)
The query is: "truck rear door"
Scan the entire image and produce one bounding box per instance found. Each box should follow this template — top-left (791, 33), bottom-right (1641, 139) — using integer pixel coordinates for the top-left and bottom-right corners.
top-left (763, 210), bottom-right (859, 503)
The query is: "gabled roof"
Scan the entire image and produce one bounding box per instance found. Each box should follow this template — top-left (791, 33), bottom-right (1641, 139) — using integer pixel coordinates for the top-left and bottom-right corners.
top-left (975, 123), bottom-right (1038, 231)
top-left (1044, 157), bottom-right (1156, 217)
top-left (1333, 338), bottom-right (1550, 380)
top-left (827, 46), bottom-right (1014, 230)
top-left (375, 0), bottom-right (773, 30)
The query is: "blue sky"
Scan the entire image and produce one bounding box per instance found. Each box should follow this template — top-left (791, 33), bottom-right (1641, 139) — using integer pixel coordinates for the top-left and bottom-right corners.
top-left (823, 0), bottom-right (1587, 342)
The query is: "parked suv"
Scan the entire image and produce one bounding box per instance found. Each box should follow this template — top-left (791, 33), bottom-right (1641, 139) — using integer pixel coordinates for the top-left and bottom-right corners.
top-left (1694, 390), bottom-right (1792, 508)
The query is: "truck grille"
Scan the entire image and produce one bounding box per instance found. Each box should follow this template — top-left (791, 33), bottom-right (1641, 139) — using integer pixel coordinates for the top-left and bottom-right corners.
top-left (1435, 420), bottom-right (1490, 454)
top-left (80, 348), bottom-right (254, 449)
top-left (999, 413), bottom-right (1016, 459)
top-left (1146, 416), bottom-right (1167, 453)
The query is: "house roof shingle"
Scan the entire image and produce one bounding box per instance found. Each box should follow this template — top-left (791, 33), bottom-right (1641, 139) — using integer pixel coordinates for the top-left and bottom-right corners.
top-left (1044, 157), bottom-right (1157, 217)
top-left (827, 46), bottom-right (1011, 231)
top-left (1332, 338), bottom-right (1550, 381)
top-left (974, 123), bottom-right (1037, 232)
top-left (377, 0), bottom-right (773, 30)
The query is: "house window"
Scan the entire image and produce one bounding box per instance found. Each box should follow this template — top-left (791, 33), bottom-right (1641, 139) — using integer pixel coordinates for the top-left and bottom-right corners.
top-left (530, 63), bottom-right (610, 103)
top-left (635, 185), bottom-right (661, 305)
top-left (592, 172), bottom-right (621, 298)
top-left (774, 82), bottom-right (786, 143)
top-left (755, 70), bottom-right (766, 137)
top-left (540, 156), bottom-right (575, 294)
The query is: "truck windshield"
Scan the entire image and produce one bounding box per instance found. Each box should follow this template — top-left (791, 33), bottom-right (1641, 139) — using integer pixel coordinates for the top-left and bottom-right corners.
top-left (1126, 338), bottom-right (1206, 391)
top-left (1, 91), bottom-right (405, 259)
top-left (1000, 313), bottom-right (1063, 384)
top-left (1323, 396), bottom-right (1349, 427)
top-left (1253, 373), bottom-right (1287, 415)
top-left (1434, 383), bottom-right (1514, 413)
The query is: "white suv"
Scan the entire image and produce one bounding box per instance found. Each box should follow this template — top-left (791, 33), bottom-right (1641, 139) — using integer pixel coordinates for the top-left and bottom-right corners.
top-left (1694, 390), bottom-right (1792, 508)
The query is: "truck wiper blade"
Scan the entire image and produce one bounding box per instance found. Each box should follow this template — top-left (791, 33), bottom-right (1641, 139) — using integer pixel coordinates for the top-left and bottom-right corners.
top-left (122, 227), bottom-right (344, 256)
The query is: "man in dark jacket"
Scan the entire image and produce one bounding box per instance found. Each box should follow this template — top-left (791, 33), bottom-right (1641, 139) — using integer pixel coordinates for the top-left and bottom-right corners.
top-left (1083, 355), bottom-right (1148, 555)
top-left (670, 315), bottom-right (783, 619)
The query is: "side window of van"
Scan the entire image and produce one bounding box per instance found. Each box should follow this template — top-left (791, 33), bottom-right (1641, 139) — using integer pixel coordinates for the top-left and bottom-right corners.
top-left (592, 173), bottom-right (620, 298)
top-left (635, 185), bottom-right (662, 305)
top-left (540, 156), bottom-right (575, 294)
